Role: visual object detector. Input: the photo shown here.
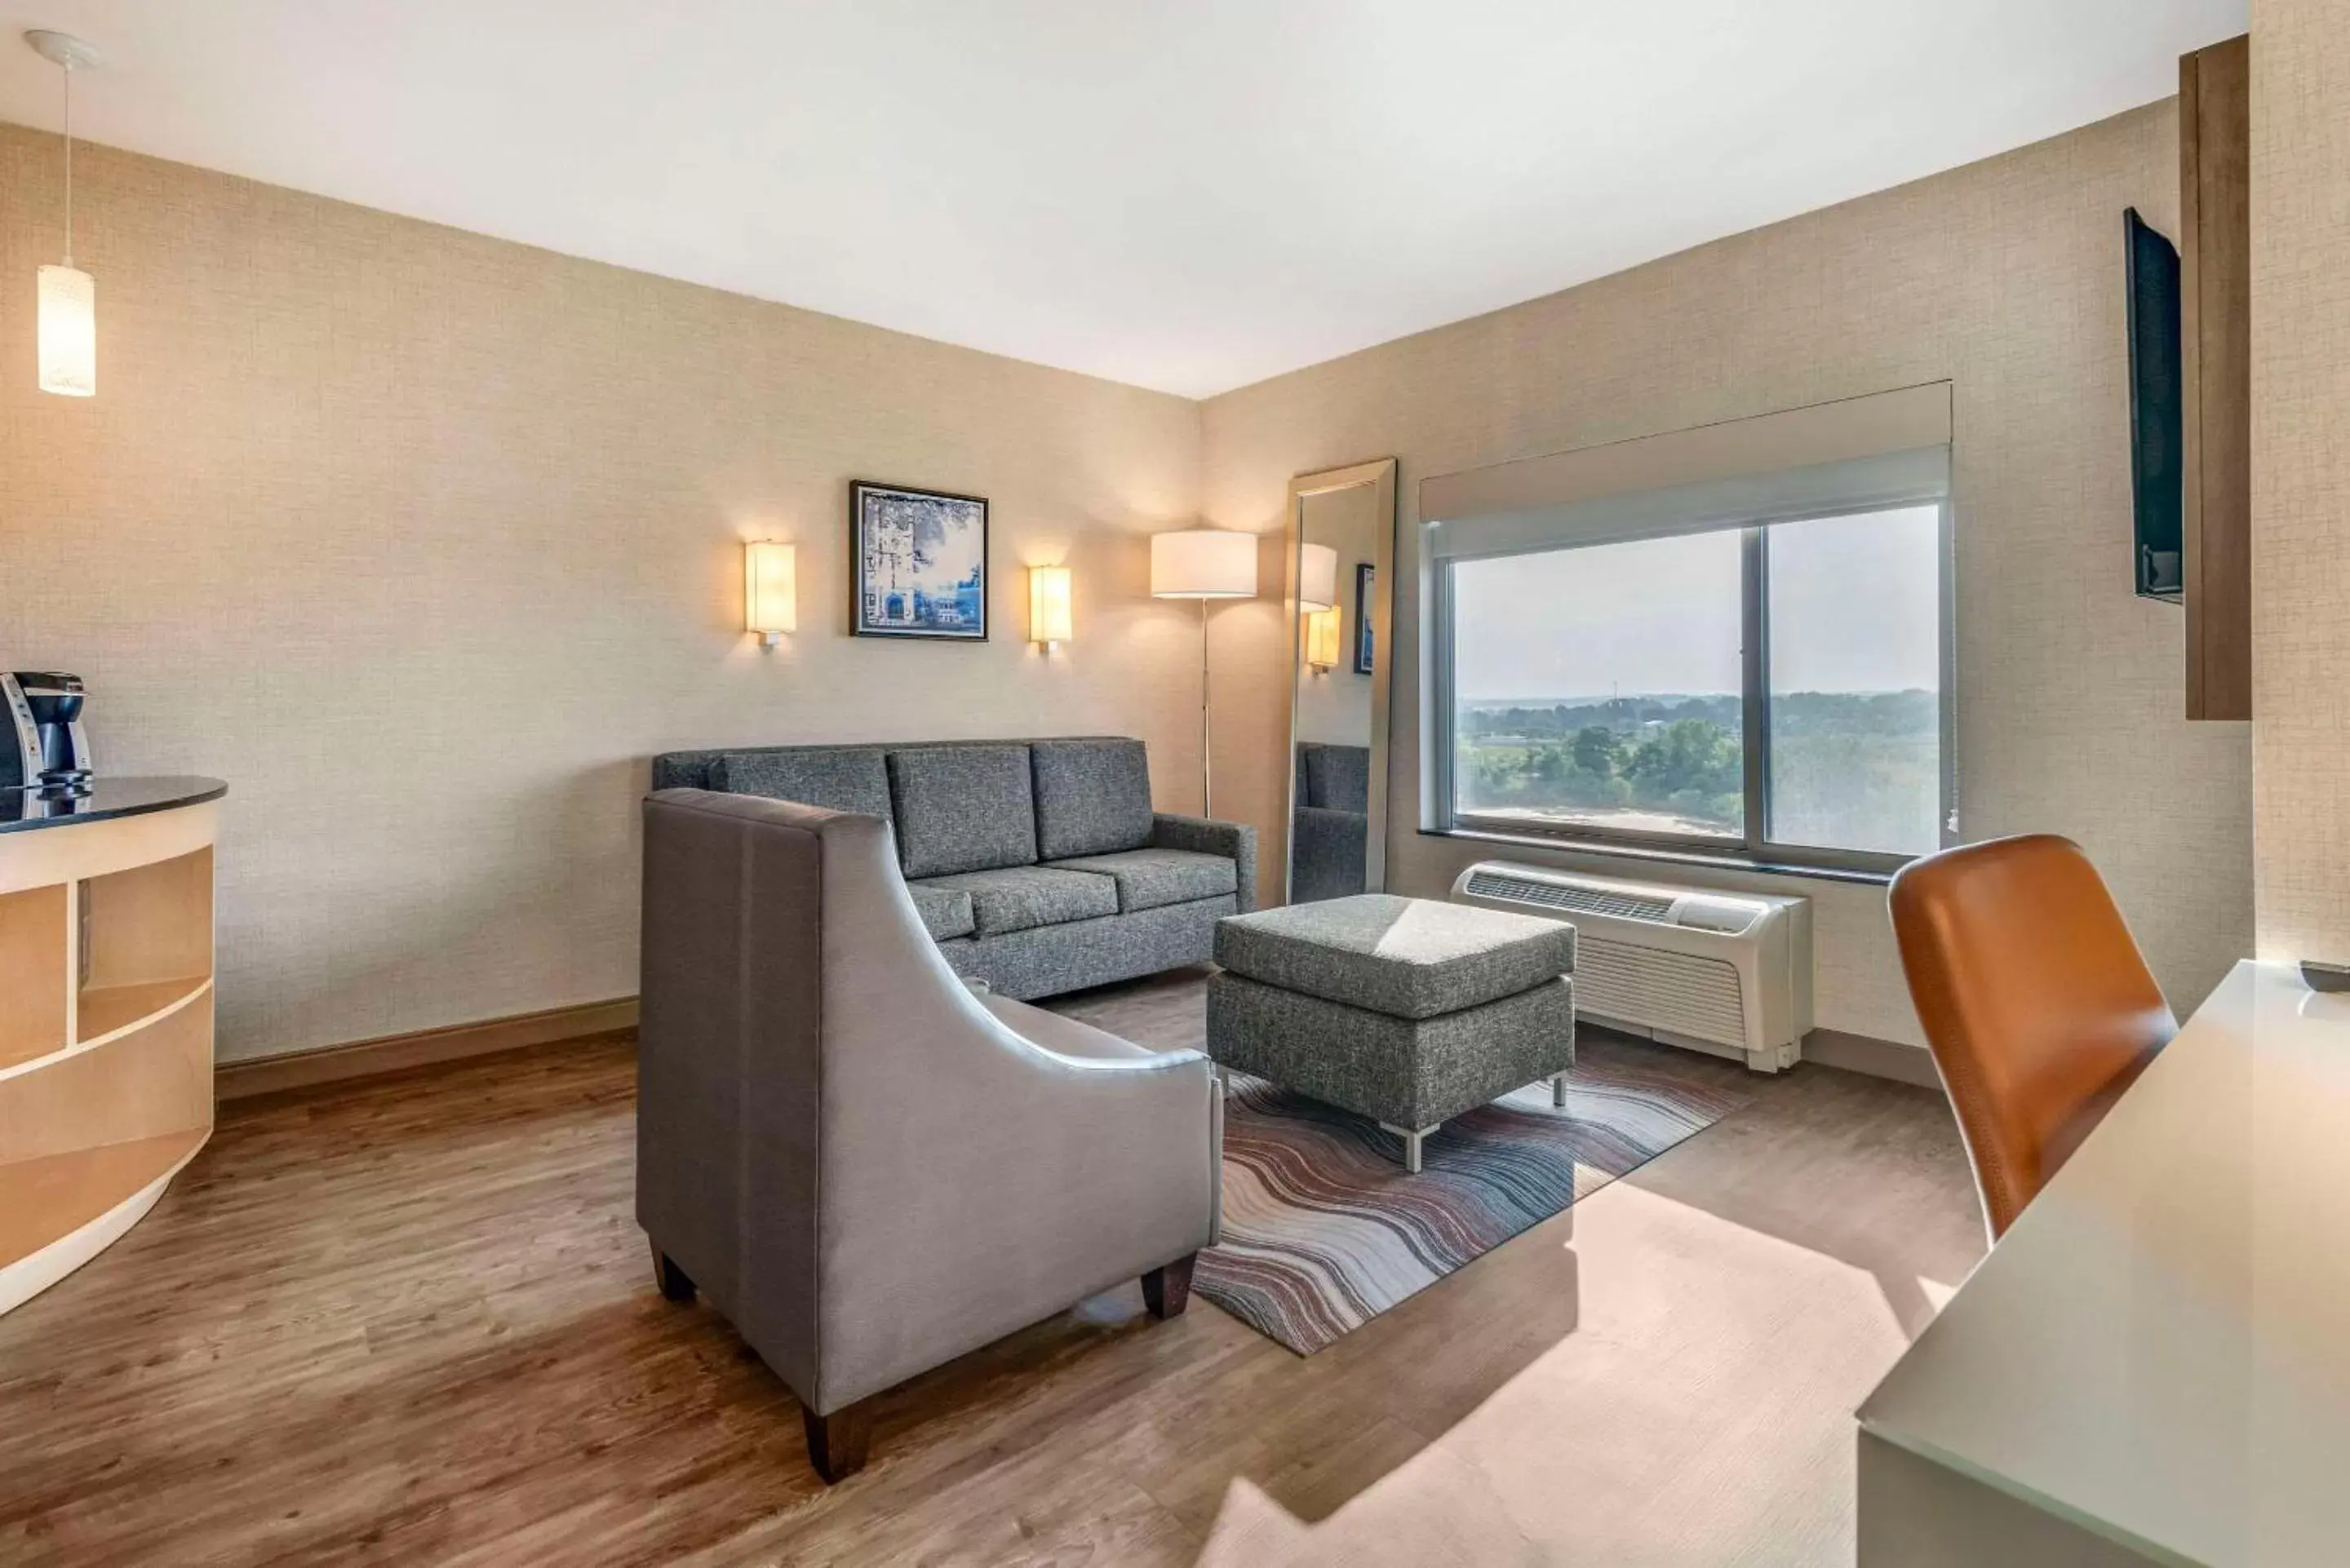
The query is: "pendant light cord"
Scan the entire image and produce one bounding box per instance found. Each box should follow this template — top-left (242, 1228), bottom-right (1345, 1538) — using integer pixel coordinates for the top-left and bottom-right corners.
top-left (60, 55), bottom-right (73, 267)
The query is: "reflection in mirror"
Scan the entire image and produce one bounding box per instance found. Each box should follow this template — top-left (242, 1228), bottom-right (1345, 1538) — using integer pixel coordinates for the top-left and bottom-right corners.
top-left (1290, 477), bottom-right (1384, 902)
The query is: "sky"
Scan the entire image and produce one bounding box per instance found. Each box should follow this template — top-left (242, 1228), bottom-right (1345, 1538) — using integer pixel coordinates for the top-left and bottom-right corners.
top-left (1451, 505), bottom-right (1942, 703)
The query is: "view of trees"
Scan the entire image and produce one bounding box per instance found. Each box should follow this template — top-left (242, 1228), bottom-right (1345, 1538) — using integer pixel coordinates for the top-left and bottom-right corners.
top-left (1456, 689), bottom-right (1939, 853)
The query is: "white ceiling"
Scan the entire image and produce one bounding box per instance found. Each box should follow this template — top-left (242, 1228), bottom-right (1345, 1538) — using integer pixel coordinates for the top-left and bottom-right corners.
top-left (0, 1), bottom-right (2248, 398)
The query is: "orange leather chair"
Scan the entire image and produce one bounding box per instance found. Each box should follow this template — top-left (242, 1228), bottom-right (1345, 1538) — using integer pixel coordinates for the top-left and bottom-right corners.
top-left (1888, 834), bottom-right (2176, 1239)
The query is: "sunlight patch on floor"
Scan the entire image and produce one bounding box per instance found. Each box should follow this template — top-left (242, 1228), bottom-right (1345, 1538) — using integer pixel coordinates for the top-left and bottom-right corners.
top-left (1195, 1462), bottom-right (1535, 1567)
top-left (1193, 1180), bottom-right (1968, 1566)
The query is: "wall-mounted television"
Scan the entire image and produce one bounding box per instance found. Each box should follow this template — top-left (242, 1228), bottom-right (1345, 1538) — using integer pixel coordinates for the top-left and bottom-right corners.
top-left (2125, 207), bottom-right (2184, 601)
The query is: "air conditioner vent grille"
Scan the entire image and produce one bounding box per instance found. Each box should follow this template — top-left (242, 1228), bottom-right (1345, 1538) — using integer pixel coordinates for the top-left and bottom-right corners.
top-left (1462, 869), bottom-right (1676, 924)
top-left (1576, 937), bottom-right (1747, 1048)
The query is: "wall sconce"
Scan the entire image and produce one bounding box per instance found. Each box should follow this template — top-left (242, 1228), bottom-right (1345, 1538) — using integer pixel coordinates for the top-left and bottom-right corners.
top-left (1029, 565), bottom-right (1073, 650)
top-left (1301, 544), bottom-right (1339, 672)
top-left (745, 540), bottom-right (796, 647)
top-left (1306, 607), bottom-right (1341, 672)
top-left (1299, 543), bottom-right (1337, 613)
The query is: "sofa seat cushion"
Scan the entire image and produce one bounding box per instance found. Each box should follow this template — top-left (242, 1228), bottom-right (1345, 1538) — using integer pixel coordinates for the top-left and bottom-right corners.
top-left (917, 866), bottom-right (1118, 937)
top-left (903, 882), bottom-right (978, 941)
top-left (887, 745), bottom-right (1040, 878)
top-left (1044, 848), bottom-right (1237, 914)
top-left (1213, 893), bottom-right (1577, 1021)
top-left (1031, 738), bottom-right (1155, 860)
top-left (711, 746), bottom-right (893, 820)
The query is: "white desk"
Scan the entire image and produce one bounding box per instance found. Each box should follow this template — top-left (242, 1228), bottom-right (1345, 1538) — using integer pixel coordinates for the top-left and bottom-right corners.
top-left (1857, 959), bottom-right (2350, 1566)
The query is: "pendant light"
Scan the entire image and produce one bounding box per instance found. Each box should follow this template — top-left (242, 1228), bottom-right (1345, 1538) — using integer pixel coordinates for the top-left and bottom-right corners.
top-left (26, 30), bottom-right (102, 398)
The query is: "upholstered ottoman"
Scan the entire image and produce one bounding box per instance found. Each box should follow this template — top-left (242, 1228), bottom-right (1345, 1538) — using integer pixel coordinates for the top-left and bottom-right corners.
top-left (1206, 893), bottom-right (1577, 1172)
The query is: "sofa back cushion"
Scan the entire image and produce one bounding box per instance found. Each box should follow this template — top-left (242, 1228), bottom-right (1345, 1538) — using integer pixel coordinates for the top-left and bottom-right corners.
top-left (1031, 738), bottom-right (1155, 860)
top-left (711, 747), bottom-right (894, 822)
top-left (887, 745), bottom-right (1040, 878)
top-left (1302, 742), bottom-right (1371, 814)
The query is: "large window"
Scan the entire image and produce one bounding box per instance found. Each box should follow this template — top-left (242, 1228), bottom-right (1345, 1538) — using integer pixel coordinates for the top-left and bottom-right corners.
top-left (1452, 530), bottom-right (1748, 839)
top-left (1444, 503), bottom-right (1947, 873)
top-left (1763, 510), bottom-right (1944, 857)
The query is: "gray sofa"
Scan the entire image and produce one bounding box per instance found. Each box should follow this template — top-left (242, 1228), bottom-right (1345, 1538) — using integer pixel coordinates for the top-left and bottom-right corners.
top-left (638, 788), bottom-right (1222, 1482)
top-left (652, 737), bottom-right (1257, 1000)
top-left (1292, 742), bottom-right (1370, 903)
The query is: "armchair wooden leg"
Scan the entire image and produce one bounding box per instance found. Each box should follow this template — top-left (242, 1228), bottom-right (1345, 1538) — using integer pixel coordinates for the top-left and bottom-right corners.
top-left (650, 1242), bottom-right (696, 1304)
top-left (802, 1399), bottom-right (872, 1484)
top-left (1142, 1252), bottom-right (1198, 1320)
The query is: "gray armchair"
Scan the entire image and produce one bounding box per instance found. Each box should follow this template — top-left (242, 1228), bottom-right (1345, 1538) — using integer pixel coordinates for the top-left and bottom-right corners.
top-left (636, 788), bottom-right (1222, 1482)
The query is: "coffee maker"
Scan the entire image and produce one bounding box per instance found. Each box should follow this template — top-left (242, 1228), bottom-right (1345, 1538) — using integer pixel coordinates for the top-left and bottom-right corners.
top-left (2, 671), bottom-right (95, 794)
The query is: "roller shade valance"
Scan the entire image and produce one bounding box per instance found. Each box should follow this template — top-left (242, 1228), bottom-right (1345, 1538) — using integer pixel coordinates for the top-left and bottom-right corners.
top-left (1423, 382), bottom-right (1952, 561)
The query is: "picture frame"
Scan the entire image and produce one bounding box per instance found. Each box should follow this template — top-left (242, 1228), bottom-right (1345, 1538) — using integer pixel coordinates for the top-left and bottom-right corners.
top-left (1352, 562), bottom-right (1376, 675)
top-left (849, 481), bottom-right (990, 641)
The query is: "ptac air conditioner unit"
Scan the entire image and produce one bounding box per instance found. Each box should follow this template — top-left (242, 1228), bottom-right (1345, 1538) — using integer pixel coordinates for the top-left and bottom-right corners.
top-left (1452, 861), bottom-right (1813, 1072)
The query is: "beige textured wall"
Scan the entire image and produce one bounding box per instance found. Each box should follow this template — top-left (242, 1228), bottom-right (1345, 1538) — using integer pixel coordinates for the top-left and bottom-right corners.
top-left (1204, 102), bottom-right (2254, 1048)
top-left (0, 96), bottom-right (2268, 1064)
top-left (0, 124), bottom-right (1218, 1063)
top-left (2250, 2), bottom-right (2350, 960)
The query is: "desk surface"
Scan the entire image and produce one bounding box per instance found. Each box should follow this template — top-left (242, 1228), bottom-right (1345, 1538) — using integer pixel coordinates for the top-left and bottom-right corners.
top-left (1859, 959), bottom-right (2350, 1567)
top-left (0, 776), bottom-right (226, 833)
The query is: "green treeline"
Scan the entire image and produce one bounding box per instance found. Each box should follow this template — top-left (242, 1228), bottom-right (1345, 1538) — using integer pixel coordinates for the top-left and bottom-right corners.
top-left (1458, 690), bottom-right (1936, 848)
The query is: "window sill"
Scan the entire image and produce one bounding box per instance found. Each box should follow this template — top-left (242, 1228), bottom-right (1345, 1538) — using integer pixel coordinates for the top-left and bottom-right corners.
top-left (1428, 823), bottom-right (1901, 888)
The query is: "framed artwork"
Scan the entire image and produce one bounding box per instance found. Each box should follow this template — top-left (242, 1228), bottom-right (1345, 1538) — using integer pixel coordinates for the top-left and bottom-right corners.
top-left (1352, 562), bottom-right (1376, 675)
top-left (849, 481), bottom-right (989, 641)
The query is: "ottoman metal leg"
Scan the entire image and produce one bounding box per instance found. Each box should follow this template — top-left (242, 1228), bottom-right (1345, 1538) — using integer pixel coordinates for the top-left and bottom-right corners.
top-left (1552, 1070), bottom-right (1570, 1109)
top-left (1377, 1121), bottom-right (1442, 1174)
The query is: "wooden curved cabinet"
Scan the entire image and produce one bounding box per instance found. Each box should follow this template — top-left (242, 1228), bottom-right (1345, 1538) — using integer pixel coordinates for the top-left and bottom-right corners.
top-left (0, 781), bottom-right (224, 1317)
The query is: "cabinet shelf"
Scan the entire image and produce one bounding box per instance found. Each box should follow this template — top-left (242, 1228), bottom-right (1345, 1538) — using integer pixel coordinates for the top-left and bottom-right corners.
top-left (0, 1129), bottom-right (207, 1274)
top-left (77, 976), bottom-right (211, 1048)
top-left (0, 789), bottom-right (220, 1317)
top-left (0, 884), bottom-right (70, 1070)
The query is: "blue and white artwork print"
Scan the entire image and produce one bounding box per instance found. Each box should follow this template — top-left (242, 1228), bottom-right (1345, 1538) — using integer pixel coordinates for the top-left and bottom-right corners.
top-left (850, 481), bottom-right (989, 641)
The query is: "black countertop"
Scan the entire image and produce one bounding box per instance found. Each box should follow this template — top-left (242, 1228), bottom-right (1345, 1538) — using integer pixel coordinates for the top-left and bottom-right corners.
top-left (0, 776), bottom-right (227, 833)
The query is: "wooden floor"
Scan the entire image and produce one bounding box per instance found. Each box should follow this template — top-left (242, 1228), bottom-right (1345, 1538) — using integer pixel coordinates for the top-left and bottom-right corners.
top-left (0, 969), bottom-right (1984, 1566)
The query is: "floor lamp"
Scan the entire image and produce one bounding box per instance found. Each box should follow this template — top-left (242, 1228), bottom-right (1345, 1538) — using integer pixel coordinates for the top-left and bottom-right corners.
top-left (1151, 529), bottom-right (1258, 817)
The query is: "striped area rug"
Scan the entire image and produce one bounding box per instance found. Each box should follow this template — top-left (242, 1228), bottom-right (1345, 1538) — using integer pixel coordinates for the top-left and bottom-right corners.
top-left (1197, 1059), bottom-right (1747, 1354)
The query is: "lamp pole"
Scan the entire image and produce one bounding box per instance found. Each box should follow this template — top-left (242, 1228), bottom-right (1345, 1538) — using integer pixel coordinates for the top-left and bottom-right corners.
top-left (1149, 528), bottom-right (1256, 820)
top-left (1199, 597), bottom-right (1213, 816)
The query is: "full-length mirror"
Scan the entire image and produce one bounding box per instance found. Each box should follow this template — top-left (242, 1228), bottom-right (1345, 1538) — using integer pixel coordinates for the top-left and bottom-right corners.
top-left (1285, 458), bottom-right (1397, 902)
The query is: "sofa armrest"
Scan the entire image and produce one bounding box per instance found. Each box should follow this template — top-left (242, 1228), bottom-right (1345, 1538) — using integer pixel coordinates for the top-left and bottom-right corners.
top-left (1151, 813), bottom-right (1259, 913)
top-left (821, 973), bottom-right (1222, 1411)
top-left (809, 806), bottom-right (1222, 1408)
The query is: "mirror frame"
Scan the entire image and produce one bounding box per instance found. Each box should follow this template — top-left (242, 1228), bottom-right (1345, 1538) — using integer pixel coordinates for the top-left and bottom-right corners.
top-left (1282, 458), bottom-right (1399, 904)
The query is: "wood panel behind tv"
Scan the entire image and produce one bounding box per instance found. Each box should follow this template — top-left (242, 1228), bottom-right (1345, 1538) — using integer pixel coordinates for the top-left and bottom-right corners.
top-left (2181, 34), bottom-right (2251, 722)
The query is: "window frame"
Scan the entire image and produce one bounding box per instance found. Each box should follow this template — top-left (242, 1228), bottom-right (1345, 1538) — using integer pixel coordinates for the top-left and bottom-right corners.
top-left (1432, 498), bottom-right (1955, 879)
